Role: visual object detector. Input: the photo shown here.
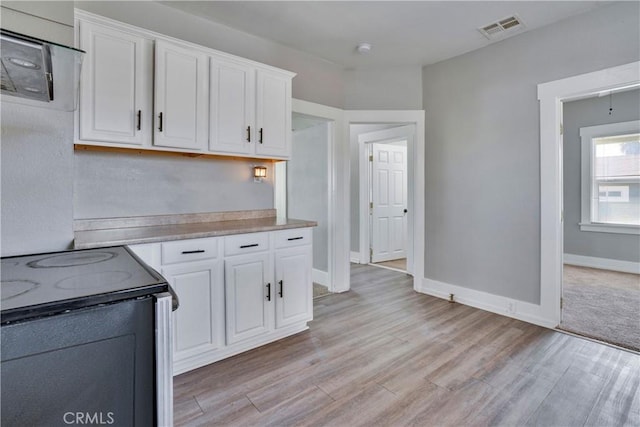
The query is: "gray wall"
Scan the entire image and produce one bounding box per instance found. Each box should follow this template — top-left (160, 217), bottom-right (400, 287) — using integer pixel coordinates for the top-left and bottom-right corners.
top-left (344, 66), bottom-right (423, 110)
top-left (422, 1), bottom-right (640, 304)
top-left (74, 152), bottom-right (273, 219)
top-left (563, 89), bottom-right (640, 263)
top-left (1, 2), bottom-right (75, 256)
top-left (288, 123), bottom-right (329, 272)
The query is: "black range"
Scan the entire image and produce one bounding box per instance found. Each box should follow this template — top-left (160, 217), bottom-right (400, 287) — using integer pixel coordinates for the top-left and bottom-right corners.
top-left (1, 246), bottom-right (173, 324)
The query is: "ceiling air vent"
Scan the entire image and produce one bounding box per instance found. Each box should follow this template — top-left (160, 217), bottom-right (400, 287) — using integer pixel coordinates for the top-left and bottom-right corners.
top-left (478, 15), bottom-right (525, 40)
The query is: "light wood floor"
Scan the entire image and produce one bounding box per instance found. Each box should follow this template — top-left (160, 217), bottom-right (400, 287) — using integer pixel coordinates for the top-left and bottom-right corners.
top-left (174, 264), bottom-right (640, 426)
top-left (374, 258), bottom-right (407, 271)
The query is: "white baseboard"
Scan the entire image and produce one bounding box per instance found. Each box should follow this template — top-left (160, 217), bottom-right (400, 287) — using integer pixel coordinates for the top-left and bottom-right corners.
top-left (350, 251), bottom-right (361, 264)
top-left (312, 268), bottom-right (329, 287)
top-left (416, 277), bottom-right (556, 329)
top-left (563, 253), bottom-right (640, 274)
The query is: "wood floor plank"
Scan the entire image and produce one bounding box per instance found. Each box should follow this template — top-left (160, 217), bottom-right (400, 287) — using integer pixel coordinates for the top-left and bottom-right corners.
top-left (524, 366), bottom-right (609, 426)
top-left (173, 263), bottom-right (640, 426)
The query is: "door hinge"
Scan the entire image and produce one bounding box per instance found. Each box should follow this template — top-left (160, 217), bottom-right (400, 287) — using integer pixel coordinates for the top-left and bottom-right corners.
top-left (560, 297), bottom-right (563, 309)
top-left (369, 247), bottom-right (373, 259)
top-left (369, 154), bottom-right (373, 161)
top-left (370, 202), bottom-right (373, 210)
top-left (560, 123), bottom-right (564, 135)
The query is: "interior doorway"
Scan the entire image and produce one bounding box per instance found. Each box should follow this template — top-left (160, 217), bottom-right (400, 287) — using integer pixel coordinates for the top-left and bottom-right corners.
top-left (560, 88), bottom-right (640, 351)
top-left (276, 112), bottom-right (332, 297)
top-left (353, 124), bottom-right (415, 274)
top-left (537, 60), bottom-right (640, 346)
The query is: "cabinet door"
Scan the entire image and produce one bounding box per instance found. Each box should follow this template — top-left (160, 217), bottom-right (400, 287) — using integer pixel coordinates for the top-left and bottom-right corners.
top-left (274, 246), bottom-right (312, 329)
top-left (209, 58), bottom-right (255, 155)
top-left (154, 40), bottom-right (208, 150)
top-left (224, 252), bottom-right (273, 345)
top-left (255, 70), bottom-right (291, 158)
top-left (161, 260), bottom-right (224, 363)
top-left (78, 21), bottom-right (153, 145)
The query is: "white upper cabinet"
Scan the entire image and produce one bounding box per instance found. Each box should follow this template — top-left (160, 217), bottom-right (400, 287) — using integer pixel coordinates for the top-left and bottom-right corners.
top-left (77, 20), bottom-right (153, 146)
top-left (154, 40), bottom-right (209, 151)
top-left (209, 61), bottom-right (292, 159)
top-left (209, 58), bottom-right (255, 155)
top-left (75, 11), bottom-right (294, 159)
top-left (255, 70), bottom-right (292, 158)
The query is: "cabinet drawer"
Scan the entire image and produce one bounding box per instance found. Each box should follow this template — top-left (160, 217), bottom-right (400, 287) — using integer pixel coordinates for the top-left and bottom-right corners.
top-left (224, 232), bottom-right (269, 256)
top-left (161, 238), bottom-right (218, 265)
top-left (274, 228), bottom-right (312, 249)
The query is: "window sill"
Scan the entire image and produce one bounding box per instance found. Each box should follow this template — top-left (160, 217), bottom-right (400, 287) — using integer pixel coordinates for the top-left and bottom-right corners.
top-left (579, 222), bottom-right (640, 235)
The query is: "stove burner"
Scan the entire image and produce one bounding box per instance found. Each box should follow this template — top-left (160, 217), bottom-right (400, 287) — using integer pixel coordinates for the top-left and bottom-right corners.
top-left (27, 251), bottom-right (117, 269)
top-left (55, 271), bottom-right (133, 290)
top-left (1, 280), bottom-right (40, 300)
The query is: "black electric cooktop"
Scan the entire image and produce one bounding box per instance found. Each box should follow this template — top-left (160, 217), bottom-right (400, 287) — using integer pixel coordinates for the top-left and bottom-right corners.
top-left (1, 246), bottom-right (170, 324)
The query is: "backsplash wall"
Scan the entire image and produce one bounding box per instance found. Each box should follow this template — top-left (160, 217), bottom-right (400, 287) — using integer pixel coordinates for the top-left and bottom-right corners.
top-left (74, 151), bottom-right (273, 219)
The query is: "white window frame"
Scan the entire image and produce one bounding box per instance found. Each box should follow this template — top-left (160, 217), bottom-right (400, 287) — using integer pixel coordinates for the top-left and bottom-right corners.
top-left (579, 120), bottom-right (640, 235)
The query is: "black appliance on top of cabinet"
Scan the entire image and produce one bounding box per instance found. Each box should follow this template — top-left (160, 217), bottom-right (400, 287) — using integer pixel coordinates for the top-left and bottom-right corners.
top-left (1, 246), bottom-right (178, 427)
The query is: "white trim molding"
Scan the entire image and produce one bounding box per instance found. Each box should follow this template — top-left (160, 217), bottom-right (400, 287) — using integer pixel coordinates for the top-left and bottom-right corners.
top-left (292, 99), bottom-right (348, 293)
top-left (350, 251), bottom-right (361, 264)
top-left (418, 278), bottom-right (556, 329)
top-left (312, 268), bottom-right (330, 287)
top-left (538, 60), bottom-right (640, 327)
top-left (564, 253), bottom-right (640, 275)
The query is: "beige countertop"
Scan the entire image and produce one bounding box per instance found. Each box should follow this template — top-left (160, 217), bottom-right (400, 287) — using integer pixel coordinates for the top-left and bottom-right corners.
top-left (73, 210), bottom-right (317, 249)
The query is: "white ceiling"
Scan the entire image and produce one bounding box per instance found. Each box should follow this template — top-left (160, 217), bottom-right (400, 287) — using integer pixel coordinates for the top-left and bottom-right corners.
top-left (159, 1), bottom-right (609, 68)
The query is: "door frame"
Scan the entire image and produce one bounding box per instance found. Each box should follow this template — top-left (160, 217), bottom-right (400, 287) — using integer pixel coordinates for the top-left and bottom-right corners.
top-left (358, 125), bottom-right (413, 271)
top-left (347, 110), bottom-right (425, 291)
top-left (285, 99), bottom-right (348, 292)
top-left (537, 61), bottom-right (640, 327)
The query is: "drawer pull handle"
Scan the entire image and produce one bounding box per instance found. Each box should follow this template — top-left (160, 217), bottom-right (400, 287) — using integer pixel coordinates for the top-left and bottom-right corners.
top-left (240, 243), bottom-right (259, 249)
top-left (181, 249), bottom-right (205, 254)
top-left (287, 237), bottom-right (304, 241)
top-left (278, 280), bottom-right (283, 298)
top-left (266, 283), bottom-right (271, 301)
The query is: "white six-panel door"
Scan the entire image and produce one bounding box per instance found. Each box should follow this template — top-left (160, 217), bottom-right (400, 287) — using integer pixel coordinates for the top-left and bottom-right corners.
top-left (78, 20), bottom-right (153, 145)
top-left (154, 40), bottom-right (208, 150)
top-left (371, 143), bottom-right (408, 263)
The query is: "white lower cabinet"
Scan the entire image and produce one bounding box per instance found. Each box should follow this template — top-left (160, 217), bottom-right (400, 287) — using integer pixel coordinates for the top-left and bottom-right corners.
top-left (161, 260), bottom-right (224, 364)
top-left (224, 252), bottom-right (273, 345)
top-left (128, 227), bottom-right (313, 375)
top-left (275, 247), bottom-right (313, 329)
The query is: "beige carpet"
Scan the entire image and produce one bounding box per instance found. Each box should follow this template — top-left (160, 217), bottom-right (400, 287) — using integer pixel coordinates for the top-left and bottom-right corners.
top-left (374, 258), bottom-right (407, 271)
top-left (560, 265), bottom-right (640, 352)
top-left (313, 283), bottom-right (330, 299)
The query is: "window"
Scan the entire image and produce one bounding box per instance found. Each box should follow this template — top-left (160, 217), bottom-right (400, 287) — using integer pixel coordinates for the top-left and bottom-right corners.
top-left (579, 120), bottom-right (640, 234)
